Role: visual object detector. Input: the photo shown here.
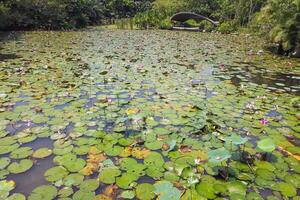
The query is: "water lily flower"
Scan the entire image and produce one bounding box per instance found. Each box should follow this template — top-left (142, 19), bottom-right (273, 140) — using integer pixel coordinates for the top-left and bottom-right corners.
top-left (107, 98), bottom-right (113, 104)
top-left (260, 118), bottom-right (268, 125)
top-left (219, 64), bottom-right (225, 71)
top-left (27, 120), bottom-right (32, 127)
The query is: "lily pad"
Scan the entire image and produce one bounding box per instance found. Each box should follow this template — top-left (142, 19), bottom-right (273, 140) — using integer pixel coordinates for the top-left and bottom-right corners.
top-left (10, 147), bottom-right (33, 159)
top-left (99, 167), bottom-right (121, 184)
top-left (274, 182), bottom-right (297, 197)
top-left (208, 147), bottom-right (231, 163)
top-left (7, 159), bottom-right (33, 174)
top-left (154, 181), bottom-right (181, 200)
top-left (136, 183), bottom-right (155, 200)
top-left (0, 157), bottom-right (10, 170)
top-left (121, 190), bottom-right (135, 199)
top-left (44, 166), bottom-right (69, 182)
top-left (7, 193), bottom-right (26, 200)
top-left (63, 173), bottom-right (84, 186)
top-left (32, 148), bottom-right (52, 158)
top-left (196, 182), bottom-right (216, 199)
top-left (257, 138), bottom-right (275, 152)
top-left (116, 173), bottom-right (138, 189)
top-left (224, 134), bottom-right (248, 145)
top-left (28, 185), bottom-right (57, 200)
top-left (79, 179), bottom-right (99, 191)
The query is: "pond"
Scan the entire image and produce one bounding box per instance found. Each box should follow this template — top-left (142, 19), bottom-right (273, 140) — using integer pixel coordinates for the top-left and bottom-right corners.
top-left (0, 29), bottom-right (299, 200)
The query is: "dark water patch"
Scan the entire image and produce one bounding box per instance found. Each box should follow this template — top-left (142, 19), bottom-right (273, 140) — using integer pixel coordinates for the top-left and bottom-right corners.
top-left (0, 53), bottom-right (21, 61)
top-left (228, 65), bottom-right (300, 95)
top-left (53, 102), bottom-right (70, 110)
top-left (23, 137), bottom-right (53, 150)
top-left (6, 121), bottom-right (46, 135)
top-left (7, 155), bottom-right (55, 197)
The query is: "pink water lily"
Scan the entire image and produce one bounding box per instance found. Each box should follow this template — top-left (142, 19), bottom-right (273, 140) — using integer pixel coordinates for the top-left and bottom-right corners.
top-left (27, 120), bottom-right (32, 127)
top-left (107, 98), bottom-right (113, 104)
top-left (260, 118), bottom-right (268, 125)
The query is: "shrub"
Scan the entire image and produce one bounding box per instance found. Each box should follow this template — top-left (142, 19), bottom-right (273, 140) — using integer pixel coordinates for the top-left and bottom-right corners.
top-left (217, 21), bottom-right (236, 34)
top-left (159, 19), bottom-right (173, 30)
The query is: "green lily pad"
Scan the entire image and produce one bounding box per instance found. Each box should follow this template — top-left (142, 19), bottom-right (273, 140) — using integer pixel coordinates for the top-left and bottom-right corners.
top-left (274, 182), bottom-right (297, 197)
top-left (121, 190), bottom-right (135, 199)
top-left (99, 167), bottom-right (121, 184)
top-left (227, 181), bottom-right (247, 196)
top-left (196, 182), bottom-right (216, 199)
top-left (32, 148), bottom-right (52, 158)
top-left (44, 166), bottom-right (69, 182)
top-left (10, 147), bottom-right (33, 159)
top-left (181, 189), bottom-right (206, 200)
top-left (58, 187), bottom-right (73, 198)
top-left (7, 159), bottom-right (33, 174)
top-left (116, 173), bottom-right (138, 189)
top-left (79, 179), bottom-right (99, 191)
top-left (7, 193), bottom-right (26, 200)
top-left (63, 173), bottom-right (84, 186)
top-left (136, 183), bottom-right (155, 200)
top-left (208, 147), bottom-right (231, 163)
top-left (72, 190), bottom-right (95, 200)
top-left (145, 141), bottom-right (163, 150)
top-left (146, 166), bottom-right (164, 178)
top-left (224, 134), bottom-right (248, 145)
top-left (0, 144), bottom-right (20, 155)
top-left (0, 157), bottom-right (10, 170)
top-left (0, 180), bottom-right (15, 194)
top-left (144, 152), bottom-right (164, 167)
top-left (28, 185), bottom-right (57, 200)
top-left (154, 181), bottom-right (181, 200)
top-left (54, 154), bottom-right (86, 172)
top-left (257, 138), bottom-right (275, 152)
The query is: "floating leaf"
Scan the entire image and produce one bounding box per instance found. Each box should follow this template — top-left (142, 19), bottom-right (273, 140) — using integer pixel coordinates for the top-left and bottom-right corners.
top-left (116, 173), bottom-right (138, 189)
top-left (99, 167), bottom-right (121, 184)
top-left (136, 183), bottom-right (155, 200)
top-left (72, 190), bottom-right (95, 200)
top-left (32, 148), bottom-right (52, 158)
top-left (0, 157), bottom-right (10, 170)
top-left (274, 182), bottom-right (297, 197)
top-left (28, 185), bottom-right (57, 200)
top-left (44, 166), bottom-right (69, 182)
top-left (79, 179), bottom-right (99, 192)
top-left (208, 147), bottom-right (231, 163)
top-left (154, 181), bottom-right (181, 200)
top-left (7, 159), bottom-right (33, 174)
top-left (7, 193), bottom-right (26, 200)
top-left (196, 182), bottom-right (216, 199)
top-left (224, 134), bottom-right (248, 145)
top-left (257, 138), bottom-right (276, 152)
top-left (121, 190), bottom-right (135, 199)
top-left (10, 147), bottom-right (33, 159)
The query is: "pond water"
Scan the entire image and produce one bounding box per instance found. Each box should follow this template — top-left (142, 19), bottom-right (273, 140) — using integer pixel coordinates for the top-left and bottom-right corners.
top-left (0, 29), bottom-right (299, 200)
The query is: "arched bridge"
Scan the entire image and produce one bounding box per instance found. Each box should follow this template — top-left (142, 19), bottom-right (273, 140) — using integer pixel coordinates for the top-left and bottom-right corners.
top-left (171, 12), bottom-right (219, 26)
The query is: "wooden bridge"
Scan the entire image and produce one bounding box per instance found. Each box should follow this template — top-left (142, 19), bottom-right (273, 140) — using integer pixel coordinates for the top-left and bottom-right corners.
top-left (171, 12), bottom-right (219, 26)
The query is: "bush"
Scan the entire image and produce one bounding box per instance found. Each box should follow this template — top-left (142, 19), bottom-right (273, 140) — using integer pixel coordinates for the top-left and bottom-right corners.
top-left (159, 19), bottom-right (172, 29)
top-left (217, 21), bottom-right (236, 34)
top-left (199, 20), bottom-right (216, 32)
top-left (255, 0), bottom-right (300, 56)
top-left (134, 10), bottom-right (166, 29)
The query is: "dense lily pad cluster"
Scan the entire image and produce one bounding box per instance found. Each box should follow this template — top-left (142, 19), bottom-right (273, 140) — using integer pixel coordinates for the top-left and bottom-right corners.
top-left (0, 30), bottom-right (299, 199)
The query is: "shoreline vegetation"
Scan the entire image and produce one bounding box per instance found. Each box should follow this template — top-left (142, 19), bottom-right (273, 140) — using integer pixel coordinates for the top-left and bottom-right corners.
top-left (0, 0), bottom-right (299, 57)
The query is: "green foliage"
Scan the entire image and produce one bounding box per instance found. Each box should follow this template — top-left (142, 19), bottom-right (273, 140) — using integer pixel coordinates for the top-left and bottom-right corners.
top-left (0, 0), bottom-right (153, 30)
top-left (217, 21), bottom-right (237, 34)
top-left (198, 20), bottom-right (215, 32)
top-left (254, 0), bottom-right (300, 56)
top-left (134, 10), bottom-right (166, 29)
top-left (159, 18), bottom-right (173, 29)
